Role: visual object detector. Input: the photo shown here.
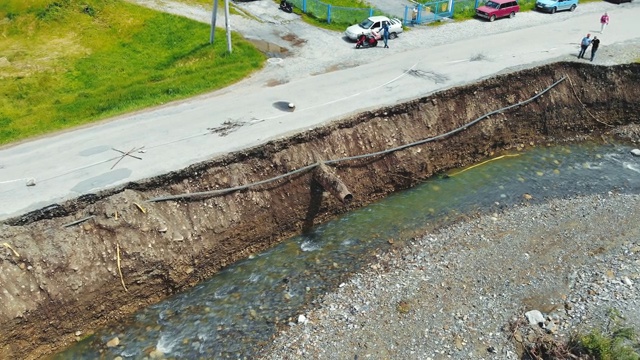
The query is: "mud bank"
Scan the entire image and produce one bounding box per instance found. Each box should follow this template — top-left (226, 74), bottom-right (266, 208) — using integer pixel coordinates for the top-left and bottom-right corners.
top-left (1, 62), bottom-right (639, 359)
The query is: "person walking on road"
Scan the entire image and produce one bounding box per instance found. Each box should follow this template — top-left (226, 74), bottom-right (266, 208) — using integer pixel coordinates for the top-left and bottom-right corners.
top-left (590, 36), bottom-right (600, 62)
top-left (381, 22), bottom-right (390, 48)
top-left (600, 12), bottom-right (609, 33)
top-left (578, 33), bottom-right (591, 59)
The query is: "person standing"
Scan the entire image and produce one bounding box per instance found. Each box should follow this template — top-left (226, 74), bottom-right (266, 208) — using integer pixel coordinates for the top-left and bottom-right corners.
top-left (578, 33), bottom-right (591, 59)
top-left (600, 12), bottom-right (609, 33)
top-left (381, 22), bottom-right (390, 48)
top-left (590, 36), bottom-right (600, 62)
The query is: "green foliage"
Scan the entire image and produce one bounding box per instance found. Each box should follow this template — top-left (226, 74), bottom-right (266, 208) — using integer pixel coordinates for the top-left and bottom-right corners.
top-left (0, 0), bottom-right (265, 145)
top-left (0, 0), bottom-right (52, 17)
top-left (321, 0), bottom-right (371, 7)
top-left (518, 0), bottom-right (537, 12)
top-left (578, 327), bottom-right (640, 360)
top-left (300, 11), bottom-right (349, 31)
top-left (454, 7), bottom-right (476, 19)
top-left (36, 0), bottom-right (71, 20)
top-left (573, 311), bottom-right (640, 360)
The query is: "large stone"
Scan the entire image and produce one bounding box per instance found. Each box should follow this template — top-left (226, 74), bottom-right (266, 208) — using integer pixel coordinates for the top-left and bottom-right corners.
top-left (631, 149), bottom-right (640, 157)
top-left (106, 337), bottom-right (120, 347)
top-left (524, 310), bottom-right (545, 327)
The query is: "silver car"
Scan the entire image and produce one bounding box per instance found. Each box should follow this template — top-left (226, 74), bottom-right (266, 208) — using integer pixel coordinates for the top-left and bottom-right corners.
top-left (345, 16), bottom-right (403, 41)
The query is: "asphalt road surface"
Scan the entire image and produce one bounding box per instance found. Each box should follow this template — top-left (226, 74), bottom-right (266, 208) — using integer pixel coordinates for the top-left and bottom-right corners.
top-left (0, 2), bottom-right (638, 221)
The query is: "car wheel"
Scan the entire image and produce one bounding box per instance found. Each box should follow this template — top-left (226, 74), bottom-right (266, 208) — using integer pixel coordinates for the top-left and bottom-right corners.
top-left (509, 11), bottom-right (515, 18)
top-left (551, 7), bottom-right (556, 13)
top-left (389, 32), bottom-right (398, 39)
top-left (570, 4), bottom-right (576, 11)
top-left (489, 15), bottom-right (496, 22)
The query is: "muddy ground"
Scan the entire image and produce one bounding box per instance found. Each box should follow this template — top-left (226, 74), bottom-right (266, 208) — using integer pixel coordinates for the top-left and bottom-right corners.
top-left (1, 62), bottom-right (639, 359)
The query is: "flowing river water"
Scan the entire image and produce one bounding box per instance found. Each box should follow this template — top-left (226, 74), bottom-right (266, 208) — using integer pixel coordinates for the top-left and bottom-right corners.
top-left (54, 141), bottom-right (640, 359)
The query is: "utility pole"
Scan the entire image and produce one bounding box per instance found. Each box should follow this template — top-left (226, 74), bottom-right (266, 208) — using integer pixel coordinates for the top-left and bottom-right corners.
top-left (210, 0), bottom-right (232, 53)
top-left (225, 0), bottom-right (232, 53)
top-left (209, 0), bottom-right (218, 44)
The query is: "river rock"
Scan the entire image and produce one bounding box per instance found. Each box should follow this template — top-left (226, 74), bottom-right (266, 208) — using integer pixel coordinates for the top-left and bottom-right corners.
top-left (544, 320), bottom-right (558, 334)
top-left (298, 314), bottom-right (307, 324)
top-left (524, 310), bottom-right (545, 326)
top-left (631, 149), bottom-right (640, 157)
top-left (106, 336), bottom-right (120, 347)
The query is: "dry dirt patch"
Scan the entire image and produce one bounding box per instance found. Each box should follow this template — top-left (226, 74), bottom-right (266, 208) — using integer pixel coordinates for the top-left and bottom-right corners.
top-left (281, 33), bottom-right (307, 47)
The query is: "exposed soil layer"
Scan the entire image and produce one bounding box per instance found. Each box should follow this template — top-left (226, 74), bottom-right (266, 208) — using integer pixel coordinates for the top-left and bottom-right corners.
top-left (1, 62), bottom-right (639, 359)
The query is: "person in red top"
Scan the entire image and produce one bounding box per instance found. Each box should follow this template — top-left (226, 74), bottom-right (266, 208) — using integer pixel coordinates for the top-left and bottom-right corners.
top-left (600, 12), bottom-right (609, 33)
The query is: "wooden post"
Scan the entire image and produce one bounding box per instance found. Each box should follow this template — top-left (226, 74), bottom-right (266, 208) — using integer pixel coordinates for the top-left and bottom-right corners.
top-left (314, 163), bottom-right (353, 204)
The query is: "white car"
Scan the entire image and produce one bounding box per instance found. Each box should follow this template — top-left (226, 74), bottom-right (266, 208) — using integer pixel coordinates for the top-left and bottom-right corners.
top-left (345, 16), bottom-right (403, 41)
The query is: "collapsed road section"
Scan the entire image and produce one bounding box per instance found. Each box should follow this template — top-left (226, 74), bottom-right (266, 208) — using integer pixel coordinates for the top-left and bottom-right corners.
top-left (1, 62), bottom-right (639, 359)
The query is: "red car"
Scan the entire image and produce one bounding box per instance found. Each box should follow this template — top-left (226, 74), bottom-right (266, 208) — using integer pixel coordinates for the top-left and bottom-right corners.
top-left (476, 0), bottom-right (520, 21)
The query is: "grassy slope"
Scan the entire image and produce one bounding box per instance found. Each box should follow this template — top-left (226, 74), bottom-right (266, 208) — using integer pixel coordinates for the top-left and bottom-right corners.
top-left (0, 0), bottom-right (265, 145)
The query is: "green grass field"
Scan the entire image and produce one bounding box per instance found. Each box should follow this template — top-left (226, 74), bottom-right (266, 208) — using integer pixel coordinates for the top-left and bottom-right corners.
top-left (0, 0), bottom-right (265, 146)
top-left (281, 0), bottom-right (382, 31)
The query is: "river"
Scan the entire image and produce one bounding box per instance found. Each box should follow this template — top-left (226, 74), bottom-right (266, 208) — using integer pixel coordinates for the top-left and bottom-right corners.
top-left (54, 140), bottom-right (640, 359)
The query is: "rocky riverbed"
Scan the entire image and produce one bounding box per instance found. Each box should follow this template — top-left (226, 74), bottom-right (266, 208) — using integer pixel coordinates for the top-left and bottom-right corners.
top-left (260, 189), bottom-right (640, 359)
top-left (232, 2), bottom-right (640, 358)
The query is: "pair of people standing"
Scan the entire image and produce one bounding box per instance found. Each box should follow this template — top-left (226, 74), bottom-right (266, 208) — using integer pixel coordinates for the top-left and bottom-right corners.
top-left (578, 33), bottom-right (600, 62)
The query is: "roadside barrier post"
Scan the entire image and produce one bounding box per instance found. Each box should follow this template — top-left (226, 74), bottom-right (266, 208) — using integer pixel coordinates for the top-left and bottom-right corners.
top-left (404, 5), bottom-right (409, 25)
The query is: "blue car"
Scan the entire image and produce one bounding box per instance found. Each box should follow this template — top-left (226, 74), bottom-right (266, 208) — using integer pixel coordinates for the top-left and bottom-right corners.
top-left (535, 0), bottom-right (578, 13)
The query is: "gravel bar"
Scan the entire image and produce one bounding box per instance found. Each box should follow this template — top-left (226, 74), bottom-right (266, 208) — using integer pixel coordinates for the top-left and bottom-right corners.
top-left (260, 192), bottom-right (640, 359)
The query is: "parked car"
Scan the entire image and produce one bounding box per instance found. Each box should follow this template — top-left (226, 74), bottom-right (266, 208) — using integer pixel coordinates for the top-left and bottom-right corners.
top-left (476, 0), bottom-right (520, 21)
top-left (535, 0), bottom-right (578, 13)
top-left (344, 16), bottom-right (403, 41)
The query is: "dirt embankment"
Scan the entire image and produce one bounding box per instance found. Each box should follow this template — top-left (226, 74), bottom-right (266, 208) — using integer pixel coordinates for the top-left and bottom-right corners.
top-left (1, 62), bottom-right (639, 359)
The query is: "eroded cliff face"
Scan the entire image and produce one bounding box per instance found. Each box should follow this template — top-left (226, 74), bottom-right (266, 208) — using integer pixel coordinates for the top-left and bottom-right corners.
top-left (1, 62), bottom-right (639, 359)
